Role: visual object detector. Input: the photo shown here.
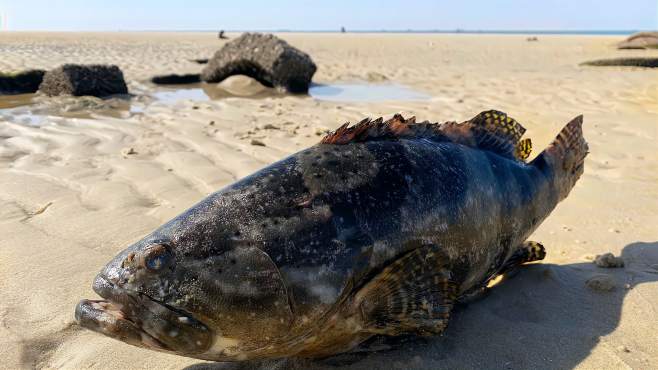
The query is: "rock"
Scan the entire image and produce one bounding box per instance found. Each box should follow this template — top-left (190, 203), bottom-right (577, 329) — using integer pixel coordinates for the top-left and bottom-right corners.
top-left (0, 69), bottom-right (46, 95)
top-left (121, 147), bottom-right (138, 156)
top-left (190, 58), bottom-right (209, 64)
top-left (618, 32), bottom-right (658, 49)
top-left (250, 139), bottom-right (266, 146)
top-left (151, 73), bottom-right (200, 85)
top-left (526, 36), bottom-right (539, 42)
top-left (586, 274), bottom-right (617, 292)
top-left (594, 253), bottom-right (625, 268)
top-left (366, 71), bottom-right (388, 82)
top-left (39, 64), bottom-right (128, 97)
top-left (582, 58), bottom-right (658, 68)
top-left (617, 345), bottom-right (631, 353)
top-left (201, 33), bottom-right (317, 93)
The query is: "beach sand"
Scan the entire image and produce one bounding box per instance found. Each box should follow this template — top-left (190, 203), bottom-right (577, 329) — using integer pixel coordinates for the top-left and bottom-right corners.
top-left (0, 32), bottom-right (657, 369)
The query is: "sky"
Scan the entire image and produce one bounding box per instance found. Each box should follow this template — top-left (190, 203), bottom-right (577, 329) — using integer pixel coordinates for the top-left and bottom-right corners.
top-left (0, 0), bottom-right (656, 32)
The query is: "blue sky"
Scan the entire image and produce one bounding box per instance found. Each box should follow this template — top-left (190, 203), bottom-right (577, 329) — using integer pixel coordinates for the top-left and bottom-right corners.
top-left (0, 0), bottom-right (656, 31)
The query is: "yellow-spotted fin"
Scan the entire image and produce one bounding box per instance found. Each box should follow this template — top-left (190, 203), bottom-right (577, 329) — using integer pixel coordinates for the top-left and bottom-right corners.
top-left (471, 110), bottom-right (526, 143)
top-left (439, 110), bottom-right (531, 162)
top-left (515, 138), bottom-right (533, 161)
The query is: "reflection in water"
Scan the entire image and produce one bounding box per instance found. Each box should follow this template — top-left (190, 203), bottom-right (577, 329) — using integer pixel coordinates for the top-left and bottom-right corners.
top-left (151, 87), bottom-right (211, 103)
top-left (0, 93), bottom-right (36, 109)
top-left (309, 83), bottom-right (430, 102)
top-left (151, 77), bottom-right (279, 103)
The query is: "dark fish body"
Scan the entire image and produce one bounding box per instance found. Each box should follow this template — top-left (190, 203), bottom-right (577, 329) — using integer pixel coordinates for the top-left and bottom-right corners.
top-left (76, 111), bottom-right (588, 360)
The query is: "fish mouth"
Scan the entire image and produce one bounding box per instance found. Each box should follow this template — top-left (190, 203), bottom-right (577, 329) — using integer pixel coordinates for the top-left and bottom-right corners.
top-left (75, 275), bottom-right (212, 354)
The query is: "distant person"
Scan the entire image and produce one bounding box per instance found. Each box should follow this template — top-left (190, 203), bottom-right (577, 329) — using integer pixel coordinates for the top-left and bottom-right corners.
top-left (341, 26), bottom-right (346, 33)
top-left (218, 30), bottom-right (228, 39)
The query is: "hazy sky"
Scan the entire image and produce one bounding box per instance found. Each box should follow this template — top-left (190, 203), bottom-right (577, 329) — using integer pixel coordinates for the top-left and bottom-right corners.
top-left (0, 0), bottom-right (656, 31)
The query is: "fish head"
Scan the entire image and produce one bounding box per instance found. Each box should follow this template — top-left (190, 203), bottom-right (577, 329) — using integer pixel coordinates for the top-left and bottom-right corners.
top-left (75, 198), bottom-right (295, 360)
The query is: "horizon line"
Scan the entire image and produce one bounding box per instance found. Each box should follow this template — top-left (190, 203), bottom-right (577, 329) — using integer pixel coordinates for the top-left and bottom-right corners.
top-left (0, 29), bottom-right (645, 35)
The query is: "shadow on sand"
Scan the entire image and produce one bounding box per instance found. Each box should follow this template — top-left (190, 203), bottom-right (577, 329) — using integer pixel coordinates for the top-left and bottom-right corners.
top-left (184, 241), bottom-right (658, 370)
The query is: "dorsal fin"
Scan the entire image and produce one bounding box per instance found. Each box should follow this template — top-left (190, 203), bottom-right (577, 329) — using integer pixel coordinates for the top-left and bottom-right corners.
top-left (320, 114), bottom-right (445, 144)
top-left (469, 110), bottom-right (526, 143)
top-left (320, 111), bottom-right (532, 162)
top-left (439, 110), bottom-right (532, 161)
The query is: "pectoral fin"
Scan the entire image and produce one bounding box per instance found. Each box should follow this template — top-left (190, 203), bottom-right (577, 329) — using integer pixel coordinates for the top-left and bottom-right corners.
top-left (353, 246), bottom-right (457, 336)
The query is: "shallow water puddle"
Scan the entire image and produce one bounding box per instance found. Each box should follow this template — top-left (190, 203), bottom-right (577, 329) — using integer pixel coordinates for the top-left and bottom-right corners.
top-left (151, 86), bottom-right (211, 103)
top-left (0, 110), bottom-right (50, 127)
top-left (151, 82), bottom-right (431, 104)
top-left (309, 83), bottom-right (430, 102)
top-left (150, 79), bottom-right (278, 104)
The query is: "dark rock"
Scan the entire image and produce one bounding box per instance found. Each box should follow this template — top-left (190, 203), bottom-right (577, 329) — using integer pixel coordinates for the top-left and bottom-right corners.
top-left (190, 58), bottom-right (209, 64)
top-left (201, 33), bottom-right (317, 93)
top-left (0, 69), bottom-right (46, 95)
top-left (151, 73), bottom-right (201, 85)
top-left (582, 58), bottom-right (658, 68)
top-left (39, 64), bottom-right (128, 97)
top-left (618, 32), bottom-right (658, 49)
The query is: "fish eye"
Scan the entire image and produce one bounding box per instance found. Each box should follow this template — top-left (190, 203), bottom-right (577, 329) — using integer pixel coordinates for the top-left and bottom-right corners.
top-left (141, 243), bottom-right (173, 272)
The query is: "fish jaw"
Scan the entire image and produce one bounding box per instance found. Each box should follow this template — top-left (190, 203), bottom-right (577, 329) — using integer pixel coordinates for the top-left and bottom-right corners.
top-left (75, 274), bottom-right (213, 355)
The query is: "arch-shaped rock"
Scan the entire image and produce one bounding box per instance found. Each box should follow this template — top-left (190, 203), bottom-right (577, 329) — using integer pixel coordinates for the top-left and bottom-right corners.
top-left (201, 33), bottom-right (316, 93)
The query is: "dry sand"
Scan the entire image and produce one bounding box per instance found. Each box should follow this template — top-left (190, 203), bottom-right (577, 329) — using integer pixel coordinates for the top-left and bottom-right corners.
top-left (0, 32), bottom-right (657, 369)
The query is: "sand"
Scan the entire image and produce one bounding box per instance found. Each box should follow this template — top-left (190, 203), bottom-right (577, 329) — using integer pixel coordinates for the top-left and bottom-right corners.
top-left (0, 32), bottom-right (656, 370)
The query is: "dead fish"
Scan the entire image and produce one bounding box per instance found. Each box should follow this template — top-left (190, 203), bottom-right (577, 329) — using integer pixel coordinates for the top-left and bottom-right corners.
top-left (75, 110), bottom-right (588, 360)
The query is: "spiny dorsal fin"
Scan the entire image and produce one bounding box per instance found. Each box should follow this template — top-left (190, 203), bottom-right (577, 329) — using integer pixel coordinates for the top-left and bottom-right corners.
top-left (320, 114), bottom-right (443, 145)
top-left (320, 111), bottom-right (532, 162)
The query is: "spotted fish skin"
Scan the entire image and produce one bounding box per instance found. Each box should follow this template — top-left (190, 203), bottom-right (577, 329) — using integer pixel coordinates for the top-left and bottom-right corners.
top-left (76, 111), bottom-right (587, 361)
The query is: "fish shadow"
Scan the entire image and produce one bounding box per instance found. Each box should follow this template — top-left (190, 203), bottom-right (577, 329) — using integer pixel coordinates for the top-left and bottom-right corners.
top-left (184, 241), bottom-right (658, 370)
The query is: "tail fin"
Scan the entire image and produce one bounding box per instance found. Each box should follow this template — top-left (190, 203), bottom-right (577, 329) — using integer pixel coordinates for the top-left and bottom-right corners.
top-left (532, 115), bottom-right (588, 200)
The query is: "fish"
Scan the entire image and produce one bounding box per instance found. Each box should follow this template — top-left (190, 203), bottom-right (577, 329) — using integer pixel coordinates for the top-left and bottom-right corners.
top-left (75, 110), bottom-right (588, 360)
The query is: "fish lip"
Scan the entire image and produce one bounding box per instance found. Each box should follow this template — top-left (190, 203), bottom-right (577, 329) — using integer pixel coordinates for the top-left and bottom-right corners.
top-left (75, 298), bottom-right (169, 351)
top-left (75, 275), bottom-right (171, 351)
top-left (76, 275), bottom-right (212, 353)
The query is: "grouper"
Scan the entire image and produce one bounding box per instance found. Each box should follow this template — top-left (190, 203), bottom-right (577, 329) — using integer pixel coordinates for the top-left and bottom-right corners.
top-left (75, 110), bottom-right (588, 360)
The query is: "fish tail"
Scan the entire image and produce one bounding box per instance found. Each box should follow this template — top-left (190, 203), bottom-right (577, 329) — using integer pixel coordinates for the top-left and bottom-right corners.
top-left (532, 115), bottom-right (589, 200)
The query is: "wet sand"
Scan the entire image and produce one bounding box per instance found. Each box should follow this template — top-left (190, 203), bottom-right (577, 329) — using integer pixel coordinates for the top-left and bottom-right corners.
top-left (0, 32), bottom-right (657, 369)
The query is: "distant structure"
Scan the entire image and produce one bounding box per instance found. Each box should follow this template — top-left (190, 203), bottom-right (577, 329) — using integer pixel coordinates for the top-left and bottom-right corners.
top-left (218, 30), bottom-right (228, 39)
top-left (341, 26), bottom-right (346, 33)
